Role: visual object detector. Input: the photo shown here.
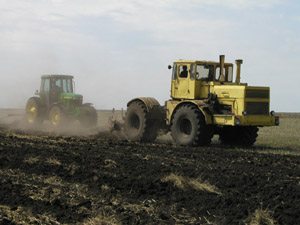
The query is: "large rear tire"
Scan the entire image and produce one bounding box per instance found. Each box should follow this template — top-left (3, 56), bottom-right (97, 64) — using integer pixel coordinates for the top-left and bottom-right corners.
top-left (49, 106), bottom-right (68, 127)
top-left (125, 101), bottom-right (160, 142)
top-left (79, 105), bottom-right (98, 128)
top-left (171, 104), bottom-right (213, 146)
top-left (219, 126), bottom-right (259, 147)
top-left (26, 97), bottom-right (45, 125)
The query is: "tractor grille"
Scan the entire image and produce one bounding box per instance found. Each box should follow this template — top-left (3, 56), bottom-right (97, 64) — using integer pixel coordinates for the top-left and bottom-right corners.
top-left (245, 102), bottom-right (269, 115)
top-left (245, 89), bottom-right (269, 99)
top-left (73, 98), bottom-right (83, 106)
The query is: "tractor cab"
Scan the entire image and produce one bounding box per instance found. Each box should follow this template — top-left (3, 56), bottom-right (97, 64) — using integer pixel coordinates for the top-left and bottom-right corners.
top-left (170, 56), bottom-right (236, 100)
top-left (26, 74), bottom-right (97, 127)
top-left (39, 75), bottom-right (83, 108)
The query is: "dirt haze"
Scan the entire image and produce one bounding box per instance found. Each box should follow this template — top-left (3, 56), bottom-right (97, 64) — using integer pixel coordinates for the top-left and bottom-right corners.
top-left (0, 109), bottom-right (126, 138)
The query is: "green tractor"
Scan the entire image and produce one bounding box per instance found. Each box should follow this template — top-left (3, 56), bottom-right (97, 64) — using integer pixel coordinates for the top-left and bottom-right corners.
top-left (26, 75), bottom-right (97, 128)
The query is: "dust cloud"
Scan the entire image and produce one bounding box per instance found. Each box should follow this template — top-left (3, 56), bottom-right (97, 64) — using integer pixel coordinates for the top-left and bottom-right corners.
top-left (0, 109), bottom-right (127, 140)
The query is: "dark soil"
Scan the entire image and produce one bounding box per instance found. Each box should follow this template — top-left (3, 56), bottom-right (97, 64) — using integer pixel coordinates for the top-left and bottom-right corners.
top-left (0, 127), bottom-right (299, 224)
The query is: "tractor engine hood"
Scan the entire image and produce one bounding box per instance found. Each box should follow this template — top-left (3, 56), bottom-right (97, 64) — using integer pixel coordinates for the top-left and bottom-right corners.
top-left (59, 93), bottom-right (83, 107)
top-left (59, 93), bottom-right (83, 99)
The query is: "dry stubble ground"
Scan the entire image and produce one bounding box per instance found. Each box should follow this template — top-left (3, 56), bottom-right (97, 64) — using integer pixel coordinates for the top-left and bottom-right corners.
top-left (0, 110), bottom-right (299, 225)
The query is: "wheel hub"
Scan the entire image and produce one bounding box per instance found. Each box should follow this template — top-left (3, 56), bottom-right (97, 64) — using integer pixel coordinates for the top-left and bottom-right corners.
top-left (179, 118), bottom-right (192, 136)
top-left (130, 113), bottom-right (140, 130)
top-left (51, 112), bottom-right (60, 126)
top-left (27, 105), bottom-right (37, 123)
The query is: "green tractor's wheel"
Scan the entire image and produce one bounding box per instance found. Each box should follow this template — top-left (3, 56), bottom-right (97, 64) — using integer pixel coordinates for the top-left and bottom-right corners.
top-left (219, 126), bottom-right (259, 147)
top-left (26, 97), bottom-right (44, 125)
top-left (124, 101), bottom-right (160, 142)
top-left (49, 106), bottom-right (67, 127)
top-left (79, 105), bottom-right (98, 128)
top-left (171, 104), bottom-right (213, 146)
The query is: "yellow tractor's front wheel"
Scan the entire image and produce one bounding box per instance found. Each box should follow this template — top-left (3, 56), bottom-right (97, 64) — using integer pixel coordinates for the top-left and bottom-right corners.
top-left (26, 97), bottom-right (44, 125)
top-left (171, 104), bottom-right (213, 146)
top-left (49, 106), bottom-right (67, 127)
top-left (219, 126), bottom-right (258, 147)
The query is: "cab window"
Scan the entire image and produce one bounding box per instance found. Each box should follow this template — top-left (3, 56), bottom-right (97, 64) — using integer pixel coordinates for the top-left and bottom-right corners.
top-left (54, 79), bottom-right (62, 89)
top-left (196, 64), bottom-right (213, 81)
top-left (227, 66), bottom-right (233, 82)
top-left (179, 65), bottom-right (188, 78)
top-left (41, 79), bottom-right (50, 92)
top-left (216, 65), bottom-right (233, 82)
top-left (172, 64), bottom-right (177, 80)
top-left (190, 64), bottom-right (195, 80)
top-left (62, 79), bottom-right (73, 93)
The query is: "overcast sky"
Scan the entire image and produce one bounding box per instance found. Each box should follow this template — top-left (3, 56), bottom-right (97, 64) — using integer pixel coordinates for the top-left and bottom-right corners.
top-left (0, 0), bottom-right (299, 112)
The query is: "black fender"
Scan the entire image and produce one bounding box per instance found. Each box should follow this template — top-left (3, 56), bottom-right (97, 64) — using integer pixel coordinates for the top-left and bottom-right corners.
top-left (127, 97), bottom-right (165, 120)
top-left (171, 100), bottom-right (213, 124)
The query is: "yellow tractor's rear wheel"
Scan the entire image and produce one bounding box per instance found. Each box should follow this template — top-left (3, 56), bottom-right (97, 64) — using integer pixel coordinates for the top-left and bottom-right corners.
top-left (26, 97), bottom-right (44, 125)
top-left (49, 106), bottom-right (68, 127)
top-left (125, 101), bottom-right (160, 142)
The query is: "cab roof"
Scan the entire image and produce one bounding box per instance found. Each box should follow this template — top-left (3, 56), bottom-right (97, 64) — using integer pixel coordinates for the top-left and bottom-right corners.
top-left (41, 74), bottom-right (74, 79)
top-left (174, 60), bottom-right (233, 66)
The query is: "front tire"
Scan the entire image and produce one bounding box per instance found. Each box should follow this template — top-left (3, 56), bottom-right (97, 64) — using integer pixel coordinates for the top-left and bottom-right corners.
top-left (219, 126), bottom-right (259, 147)
top-left (171, 104), bottom-right (213, 146)
top-left (125, 101), bottom-right (160, 142)
top-left (49, 106), bottom-right (67, 127)
top-left (26, 97), bottom-right (45, 125)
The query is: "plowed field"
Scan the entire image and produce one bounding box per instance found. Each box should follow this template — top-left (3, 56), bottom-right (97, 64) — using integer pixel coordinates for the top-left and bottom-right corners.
top-left (0, 111), bottom-right (300, 224)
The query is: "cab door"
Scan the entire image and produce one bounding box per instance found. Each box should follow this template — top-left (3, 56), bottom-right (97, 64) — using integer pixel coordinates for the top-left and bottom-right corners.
top-left (40, 78), bottom-right (51, 106)
top-left (195, 64), bottom-right (214, 99)
top-left (171, 64), bottom-right (191, 99)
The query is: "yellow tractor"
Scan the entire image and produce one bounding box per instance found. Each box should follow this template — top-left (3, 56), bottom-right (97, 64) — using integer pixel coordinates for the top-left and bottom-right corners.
top-left (124, 55), bottom-right (279, 147)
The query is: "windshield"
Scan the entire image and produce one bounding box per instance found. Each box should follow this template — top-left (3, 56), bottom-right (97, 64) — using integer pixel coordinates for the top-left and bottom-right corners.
top-left (53, 78), bottom-right (73, 93)
top-left (62, 79), bottom-right (73, 93)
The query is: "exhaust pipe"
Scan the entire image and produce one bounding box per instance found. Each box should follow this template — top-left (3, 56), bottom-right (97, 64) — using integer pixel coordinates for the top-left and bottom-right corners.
top-left (219, 55), bottom-right (225, 81)
top-left (235, 59), bottom-right (243, 84)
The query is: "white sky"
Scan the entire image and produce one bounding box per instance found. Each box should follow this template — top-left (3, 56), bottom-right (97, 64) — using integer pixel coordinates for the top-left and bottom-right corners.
top-left (0, 0), bottom-right (299, 111)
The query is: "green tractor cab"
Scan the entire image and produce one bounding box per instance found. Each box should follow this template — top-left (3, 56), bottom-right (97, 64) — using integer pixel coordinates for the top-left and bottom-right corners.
top-left (26, 75), bottom-right (97, 127)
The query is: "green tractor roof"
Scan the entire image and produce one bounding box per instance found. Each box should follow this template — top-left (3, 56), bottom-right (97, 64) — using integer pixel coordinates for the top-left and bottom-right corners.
top-left (41, 74), bottom-right (74, 79)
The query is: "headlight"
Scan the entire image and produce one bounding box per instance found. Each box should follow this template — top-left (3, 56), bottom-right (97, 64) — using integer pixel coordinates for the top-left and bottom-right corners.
top-left (235, 116), bottom-right (241, 125)
top-left (270, 110), bottom-right (275, 116)
top-left (275, 116), bottom-right (280, 125)
top-left (242, 110), bottom-right (247, 115)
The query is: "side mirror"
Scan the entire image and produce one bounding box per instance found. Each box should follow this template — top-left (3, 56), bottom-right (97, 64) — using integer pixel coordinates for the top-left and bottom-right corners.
top-left (168, 65), bottom-right (172, 70)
